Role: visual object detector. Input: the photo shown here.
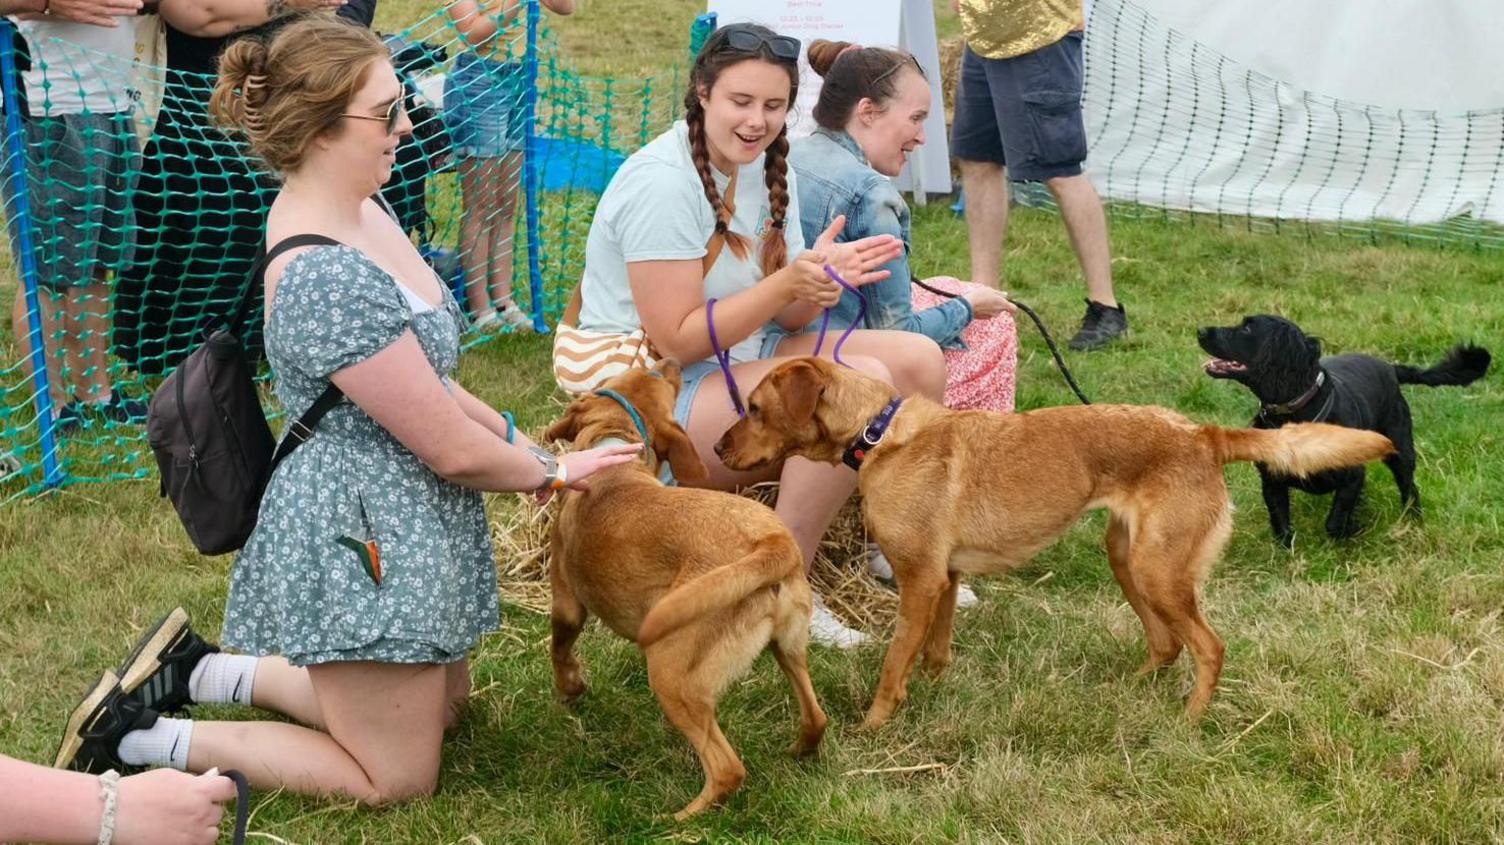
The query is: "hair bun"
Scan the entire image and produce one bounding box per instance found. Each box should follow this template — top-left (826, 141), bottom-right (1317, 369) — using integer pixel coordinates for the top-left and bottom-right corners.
top-left (806, 39), bottom-right (857, 78)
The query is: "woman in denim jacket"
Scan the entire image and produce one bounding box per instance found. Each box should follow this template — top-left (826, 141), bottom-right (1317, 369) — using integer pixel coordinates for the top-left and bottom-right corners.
top-left (791, 40), bottom-right (1020, 413)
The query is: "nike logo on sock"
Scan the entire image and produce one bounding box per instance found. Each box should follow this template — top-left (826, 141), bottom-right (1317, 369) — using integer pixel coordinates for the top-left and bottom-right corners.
top-left (232, 676), bottom-right (244, 705)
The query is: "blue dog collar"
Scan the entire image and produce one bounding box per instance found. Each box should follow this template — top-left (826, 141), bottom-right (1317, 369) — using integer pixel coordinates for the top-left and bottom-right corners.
top-left (592, 388), bottom-right (652, 448)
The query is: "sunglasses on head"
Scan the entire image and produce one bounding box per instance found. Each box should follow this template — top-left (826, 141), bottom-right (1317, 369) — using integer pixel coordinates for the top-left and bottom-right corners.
top-left (718, 26), bottom-right (801, 62)
top-left (871, 54), bottom-right (924, 86)
top-left (340, 97), bottom-right (405, 135)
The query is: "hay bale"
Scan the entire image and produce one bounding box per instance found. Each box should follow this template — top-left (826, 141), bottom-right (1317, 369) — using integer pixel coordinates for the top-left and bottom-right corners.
top-left (491, 483), bottom-right (898, 635)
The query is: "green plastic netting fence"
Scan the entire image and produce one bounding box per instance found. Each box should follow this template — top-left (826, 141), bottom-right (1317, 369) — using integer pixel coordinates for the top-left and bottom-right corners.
top-left (0, 5), bottom-right (687, 499)
top-left (4, 0), bottom-right (1502, 500)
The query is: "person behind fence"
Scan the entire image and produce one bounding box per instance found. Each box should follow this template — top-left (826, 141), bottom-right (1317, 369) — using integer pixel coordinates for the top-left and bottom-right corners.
top-left (552, 22), bottom-right (948, 649)
top-left (1, 3), bottom-right (147, 432)
top-left (51, 17), bottom-right (640, 804)
top-left (109, 0), bottom-right (362, 377)
top-left (793, 40), bottom-right (1020, 416)
top-left (443, 0), bottom-right (574, 331)
top-left (951, 0), bottom-right (1127, 351)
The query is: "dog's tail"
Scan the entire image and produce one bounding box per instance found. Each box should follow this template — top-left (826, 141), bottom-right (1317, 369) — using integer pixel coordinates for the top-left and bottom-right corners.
top-left (1393, 344), bottom-right (1491, 387)
top-left (636, 535), bottom-right (802, 648)
top-left (1204, 423), bottom-right (1396, 477)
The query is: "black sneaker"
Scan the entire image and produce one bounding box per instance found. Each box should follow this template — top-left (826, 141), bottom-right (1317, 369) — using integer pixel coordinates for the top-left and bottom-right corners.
top-left (117, 607), bottom-right (219, 715)
top-left (98, 396), bottom-right (149, 424)
top-left (54, 670), bottom-right (158, 773)
top-left (53, 401), bottom-right (86, 435)
top-left (1068, 299), bottom-right (1129, 351)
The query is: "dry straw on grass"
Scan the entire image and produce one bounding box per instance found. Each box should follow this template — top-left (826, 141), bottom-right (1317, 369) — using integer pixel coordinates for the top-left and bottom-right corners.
top-left (489, 483), bottom-right (899, 634)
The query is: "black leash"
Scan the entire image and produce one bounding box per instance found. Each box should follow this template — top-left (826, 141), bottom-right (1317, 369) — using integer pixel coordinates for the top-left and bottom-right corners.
top-left (912, 277), bottom-right (1092, 405)
top-left (223, 768), bottom-right (251, 845)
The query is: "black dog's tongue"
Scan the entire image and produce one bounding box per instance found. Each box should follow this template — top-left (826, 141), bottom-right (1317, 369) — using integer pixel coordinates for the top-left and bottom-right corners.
top-left (1203, 357), bottom-right (1247, 376)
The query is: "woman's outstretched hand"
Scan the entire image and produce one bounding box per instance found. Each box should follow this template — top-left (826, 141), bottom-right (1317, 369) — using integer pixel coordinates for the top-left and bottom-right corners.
top-left (813, 214), bottom-right (904, 288)
top-left (534, 442), bottom-right (643, 503)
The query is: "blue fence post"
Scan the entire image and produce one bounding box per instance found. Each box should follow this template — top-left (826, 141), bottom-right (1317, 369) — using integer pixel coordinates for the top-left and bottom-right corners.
top-left (522, 0), bottom-right (547, 332)
top-left (0, 20), bottom-right (65, 490)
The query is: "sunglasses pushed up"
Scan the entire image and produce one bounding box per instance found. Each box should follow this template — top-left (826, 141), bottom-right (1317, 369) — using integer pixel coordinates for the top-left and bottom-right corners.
top-left (717, 25), bottom-right (801, 62)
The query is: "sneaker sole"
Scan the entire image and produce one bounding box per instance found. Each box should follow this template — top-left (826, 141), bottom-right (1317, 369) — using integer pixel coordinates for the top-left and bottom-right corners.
top-left (53, 671), bottom-right (118, 769)
top-left (116, 607), bottom-right (189, 699)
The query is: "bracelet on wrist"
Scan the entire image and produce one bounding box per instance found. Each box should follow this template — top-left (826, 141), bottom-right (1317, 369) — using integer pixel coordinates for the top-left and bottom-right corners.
top-left (97, 770), bottom-right (120, 845)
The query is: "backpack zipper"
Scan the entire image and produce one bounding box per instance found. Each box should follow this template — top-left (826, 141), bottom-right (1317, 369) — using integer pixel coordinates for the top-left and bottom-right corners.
top-left (201, 352), bottom-right (256, 486)
top-left (175, 358), bottom-right (200, 470)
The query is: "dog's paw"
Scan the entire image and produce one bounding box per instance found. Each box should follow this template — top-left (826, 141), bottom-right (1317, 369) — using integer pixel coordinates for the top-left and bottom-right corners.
top-left (553, 671), bottom-right (587, 703)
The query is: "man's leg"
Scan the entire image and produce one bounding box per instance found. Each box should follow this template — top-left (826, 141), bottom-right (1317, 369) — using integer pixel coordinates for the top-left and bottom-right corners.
top-left (959, 160), bottom-right (1010, 289)
top-left (951, 46), bottom-right (1011, 289)
top-left (1047, 174), bottom-right (1115, 308)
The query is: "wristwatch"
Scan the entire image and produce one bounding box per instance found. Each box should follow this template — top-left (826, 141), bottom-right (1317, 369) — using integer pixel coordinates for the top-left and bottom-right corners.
top-left (527, 446), bottom-right (568, 493)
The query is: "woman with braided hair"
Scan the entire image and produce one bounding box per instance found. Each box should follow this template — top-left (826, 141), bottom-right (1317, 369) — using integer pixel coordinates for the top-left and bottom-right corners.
top-left (557, 22), bottom-right (947, 648)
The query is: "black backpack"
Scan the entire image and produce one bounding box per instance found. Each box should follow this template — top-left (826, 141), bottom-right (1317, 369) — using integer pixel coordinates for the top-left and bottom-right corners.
top-left (148, 234), bottom-right (345, 555)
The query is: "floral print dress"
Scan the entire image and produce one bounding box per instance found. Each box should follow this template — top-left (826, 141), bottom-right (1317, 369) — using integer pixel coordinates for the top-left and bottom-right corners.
top-left (222, 246), bottom-right (499, 666)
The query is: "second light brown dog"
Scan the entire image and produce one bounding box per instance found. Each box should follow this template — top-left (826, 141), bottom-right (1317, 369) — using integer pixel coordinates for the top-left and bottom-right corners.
top-left (544, 360), bottom-right (826, 820)
top-left (714, 358), bottom-right (1396, 727)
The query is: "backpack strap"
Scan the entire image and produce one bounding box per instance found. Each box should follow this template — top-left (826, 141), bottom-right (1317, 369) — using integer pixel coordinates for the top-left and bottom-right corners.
top-left (269, 380), bottom-right (344, 471)
top-left (230, 233), bottom-right (344, 336)
top-left (250, 233), bottom-right (347, 471)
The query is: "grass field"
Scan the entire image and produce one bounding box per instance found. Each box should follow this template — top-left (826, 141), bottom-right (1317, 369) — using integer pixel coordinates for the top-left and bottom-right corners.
top-left (3, 2), bottom-right (1504, 842)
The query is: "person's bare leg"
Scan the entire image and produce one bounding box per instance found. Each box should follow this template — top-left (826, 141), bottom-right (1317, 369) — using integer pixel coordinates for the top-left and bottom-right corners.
top-left (186, 660), bottom-right (448, 804)
top-left (244, 656), bottom-right (327, 730)
top-left (457, 157), bottom-right (497, 319)
top-left (959, 159), bottom-right (1010, 289)
top-left (487, 153), bottom-right (523, 309)
top-left (13, 286), bottom-right (70, 408)
top-left (64, 280), bottom-right (112, 404)
top-left (1047, 173), bottom-right (1116, 307)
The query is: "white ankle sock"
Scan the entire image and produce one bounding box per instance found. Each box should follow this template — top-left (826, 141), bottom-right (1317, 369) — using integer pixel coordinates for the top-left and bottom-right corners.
top-left (118, 717), bottom-right (193, 771)
top-left (188, 653), bottom-right (258, 706)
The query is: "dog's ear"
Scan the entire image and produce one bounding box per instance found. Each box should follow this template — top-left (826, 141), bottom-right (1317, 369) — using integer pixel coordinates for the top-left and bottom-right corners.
top-left (652, 357), bottom-right (684, 390)
top-left (1305, 334), bottom-right (1323, 361)
top-left (652, 417), bottom-right (709, 484)
top-left (543, 402), bottom-right (585, 444)
top-left (778, 359), bottom-right (828, 427)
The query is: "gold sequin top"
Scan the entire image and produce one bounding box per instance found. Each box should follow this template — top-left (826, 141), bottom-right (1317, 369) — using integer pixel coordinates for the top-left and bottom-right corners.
top-left (958, 0), bottom-right (1083, 60)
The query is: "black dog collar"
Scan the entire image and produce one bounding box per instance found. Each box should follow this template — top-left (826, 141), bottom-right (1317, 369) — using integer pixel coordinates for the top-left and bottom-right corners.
top-left (1261, 370), bottom-right (1326, 417)
top-left (842, 397), bottom-right (903, 470)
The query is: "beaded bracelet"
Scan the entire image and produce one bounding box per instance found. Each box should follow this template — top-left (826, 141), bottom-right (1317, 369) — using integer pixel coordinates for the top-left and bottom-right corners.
top-left (96, 770), bottom-right (121, 845)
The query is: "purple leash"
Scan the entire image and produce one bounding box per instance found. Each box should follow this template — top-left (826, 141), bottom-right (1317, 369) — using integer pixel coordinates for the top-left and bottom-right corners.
top-left (814, 264), bottom-right (866, 366)
top-left (706, 298), bottom-right (747, 417)
top-left (710, 264), bottom-right (868, 418)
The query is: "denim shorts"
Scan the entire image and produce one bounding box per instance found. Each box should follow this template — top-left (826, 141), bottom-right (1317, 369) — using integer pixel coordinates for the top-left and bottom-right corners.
top-left (951, 32), bottom-right (1088, 182)
top-left (1, 112), bottom-right (137, 287)
top-left (443, 53), bottom-right (526, 158)
top-left (661, 329), bottom-right (787, 484)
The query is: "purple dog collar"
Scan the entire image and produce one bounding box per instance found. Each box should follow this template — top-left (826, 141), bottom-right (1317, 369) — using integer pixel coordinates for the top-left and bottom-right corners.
top-left (842, 396), bottom-right (903, 470)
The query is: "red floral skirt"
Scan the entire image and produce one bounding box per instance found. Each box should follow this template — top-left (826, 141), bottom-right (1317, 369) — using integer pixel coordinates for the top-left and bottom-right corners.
top-left (911, 276), bottom-right (1018, 413)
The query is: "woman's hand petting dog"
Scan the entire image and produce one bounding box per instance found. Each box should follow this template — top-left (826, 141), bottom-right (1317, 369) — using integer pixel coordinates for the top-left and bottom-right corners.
top-left (534, 442), bottom-right (644, 504)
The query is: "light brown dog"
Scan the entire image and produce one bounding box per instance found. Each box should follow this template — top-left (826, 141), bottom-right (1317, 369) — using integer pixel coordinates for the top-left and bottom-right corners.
top-left (544, 360), bottom-right (827, 820)
top-left (714, 358), bottom-right (1396, 727)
